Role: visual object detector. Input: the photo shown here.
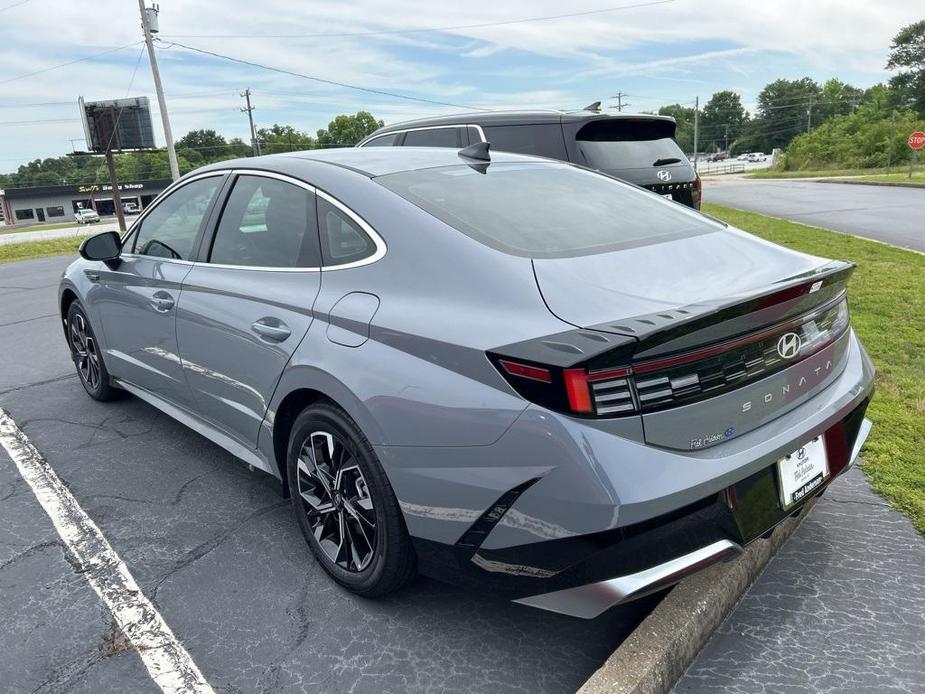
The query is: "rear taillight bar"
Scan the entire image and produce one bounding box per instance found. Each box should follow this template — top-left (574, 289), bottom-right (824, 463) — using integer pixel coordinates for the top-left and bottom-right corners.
top-left (491, 295), bottom-right (849, 418)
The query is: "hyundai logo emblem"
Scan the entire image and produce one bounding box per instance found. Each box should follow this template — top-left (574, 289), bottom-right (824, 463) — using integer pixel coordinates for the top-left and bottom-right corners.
top-left (657, 169), bottom-right (672, 182)
top-left (776, 332), bottom-right (802, 359)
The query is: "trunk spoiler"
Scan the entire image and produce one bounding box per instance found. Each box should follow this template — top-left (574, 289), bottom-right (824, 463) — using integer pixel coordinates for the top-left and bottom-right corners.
top-left (493, 260), bottom-right (854, 370)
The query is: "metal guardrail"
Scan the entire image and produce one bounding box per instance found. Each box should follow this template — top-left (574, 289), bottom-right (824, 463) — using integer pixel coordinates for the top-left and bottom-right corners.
top-left (697, 162), bottom-right (746, 176)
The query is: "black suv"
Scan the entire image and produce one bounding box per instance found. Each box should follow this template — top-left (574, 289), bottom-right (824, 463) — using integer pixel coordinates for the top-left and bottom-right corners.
top-left (358, 108), bottom-right (701, 209)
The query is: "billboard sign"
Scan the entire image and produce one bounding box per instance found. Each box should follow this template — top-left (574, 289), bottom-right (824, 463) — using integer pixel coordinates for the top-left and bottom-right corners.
top-left (79, 96), bottom-right (156, 153)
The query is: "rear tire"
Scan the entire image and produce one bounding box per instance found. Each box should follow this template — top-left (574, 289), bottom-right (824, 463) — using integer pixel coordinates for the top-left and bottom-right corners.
top-left (286, 402), bottom-right (415, 596)
top-left (66, 301), bottom-right (119, 401)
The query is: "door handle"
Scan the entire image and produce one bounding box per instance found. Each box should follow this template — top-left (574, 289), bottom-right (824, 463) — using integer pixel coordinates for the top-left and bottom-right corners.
top-left (251, 319), bottom-right (291, 342)
top-left (151, 291), bottom-right (175, 313)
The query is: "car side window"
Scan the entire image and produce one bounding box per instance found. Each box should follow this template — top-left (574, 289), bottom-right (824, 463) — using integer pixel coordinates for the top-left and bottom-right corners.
top-left (317, 197), bottom-right (375, 267)
top-left (132, 176), bottom-right (222, 260)
top-left (401, 128), bottom-right (462, 148)
top-left (362, 133), bottom-right (399, 147)
top-left (468, 126), bottom-right (484, 144)
top-left (209, 175), bottom-right (321, 268)
top-left (483, 124), bottom-right (568, 160)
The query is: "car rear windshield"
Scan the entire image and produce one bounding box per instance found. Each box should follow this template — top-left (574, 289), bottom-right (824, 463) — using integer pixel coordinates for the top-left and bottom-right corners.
top-left (576, 119), bottom-right (689, 171)
top-left (375, 162), bottom-right (720, 258)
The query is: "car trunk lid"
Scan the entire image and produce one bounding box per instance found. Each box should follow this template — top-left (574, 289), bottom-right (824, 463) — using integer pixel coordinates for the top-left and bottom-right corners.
top-left (531, 230), bottom-right (855, 448)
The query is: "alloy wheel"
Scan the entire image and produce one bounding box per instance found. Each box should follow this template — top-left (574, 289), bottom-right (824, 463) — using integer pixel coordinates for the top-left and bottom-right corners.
top-left (296, 430), bottom-right (377, 572)
top-left (69, 312), bottom-right (101, 391)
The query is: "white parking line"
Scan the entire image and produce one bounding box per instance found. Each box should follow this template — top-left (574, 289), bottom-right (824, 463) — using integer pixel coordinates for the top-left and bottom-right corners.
top-left (0, 409), bottom-right (214, 694)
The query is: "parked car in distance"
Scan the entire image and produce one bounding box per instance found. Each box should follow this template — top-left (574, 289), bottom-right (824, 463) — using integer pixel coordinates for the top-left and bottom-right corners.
top-left (60, 146), bottom-right (873, 618)
top-left (746, 152), bottom-right (768, 162)
top-left (74, 208), bottom-right (100, 224)
top-left (736, 152), bottom-right (751, 161)
top-left (358, 108), bottom-right (702, 209)
top-left (706, 152), bottom-right (728, 162)
top-left (122, 201), bottom-right (140, 215)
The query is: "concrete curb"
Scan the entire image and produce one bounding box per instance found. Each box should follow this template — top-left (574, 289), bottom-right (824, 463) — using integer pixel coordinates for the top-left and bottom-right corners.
top-left (578, 498), bottom-right (817, 694)
top-left (814, 179), bottom-right (925, 189)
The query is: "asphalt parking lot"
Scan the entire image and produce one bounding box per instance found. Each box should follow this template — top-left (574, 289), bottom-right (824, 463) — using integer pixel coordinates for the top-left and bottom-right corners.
top-left (703, 177), bottom-right (925, 252)
top-left (0, 255), bottom-right (657, 693)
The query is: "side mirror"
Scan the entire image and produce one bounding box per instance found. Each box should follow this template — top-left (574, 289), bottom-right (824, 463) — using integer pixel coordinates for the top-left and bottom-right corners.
top-left (79, 231), bottom-right (122, 264)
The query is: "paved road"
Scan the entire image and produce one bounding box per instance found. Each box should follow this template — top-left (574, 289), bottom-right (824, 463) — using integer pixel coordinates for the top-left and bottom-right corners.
top-left (0, 218), bottom-right (131, 245)
top-left (0, 256), bottom-right (655, 693)
top-left (674, 466), bottom-right (925, 693)
top-left (703, 178), bottom-right (925, 253)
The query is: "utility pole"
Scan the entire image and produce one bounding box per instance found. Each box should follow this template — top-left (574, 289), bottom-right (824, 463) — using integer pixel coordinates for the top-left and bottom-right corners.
top-left (693, 96), bottom-right (700, 171)
top-left (609, 92), bottom-right (630, 112)
top-left (887, 111), bottom-right (896, 174)
top-left (724, 123), bottom-right (729, 152)
top-left (99, 107), bottom-right (127, 232)
top-left (806, 93), bottom-right (814, 133)
top-left (138, 1), bottom-right (179, 181)
top-left (241, 89), bottom-right (261, 156)
top-left (105, 149), bottom-right (127, 233)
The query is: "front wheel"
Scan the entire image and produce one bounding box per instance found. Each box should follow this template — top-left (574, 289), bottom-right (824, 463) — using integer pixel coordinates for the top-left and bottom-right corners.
top-left (286, 402), bottom-right (415, 596)
top-left (67, 301), bottom-right (119, 401)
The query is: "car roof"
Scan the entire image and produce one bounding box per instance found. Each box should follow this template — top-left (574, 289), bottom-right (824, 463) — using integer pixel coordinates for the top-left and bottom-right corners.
top-left (197, 146), bottom-right (549, 178)
top-left (363, 109), bottom-right (675, 138)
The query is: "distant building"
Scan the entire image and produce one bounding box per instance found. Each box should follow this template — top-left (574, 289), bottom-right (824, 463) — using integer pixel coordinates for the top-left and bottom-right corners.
top-left (0, 178), bottom-right (171, 225)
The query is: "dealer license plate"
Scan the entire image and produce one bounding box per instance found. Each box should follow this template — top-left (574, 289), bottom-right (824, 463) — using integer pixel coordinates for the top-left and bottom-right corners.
top-left (777, 436), bottom-right (828, 510)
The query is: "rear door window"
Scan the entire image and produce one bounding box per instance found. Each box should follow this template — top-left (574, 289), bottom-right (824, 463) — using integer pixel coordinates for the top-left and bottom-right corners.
top-left (208, 175), bottom-right (321, 268)
top-left (482, 124), bottom-right (568, 160)
top-left (401, 128), bottom-right (462, 148)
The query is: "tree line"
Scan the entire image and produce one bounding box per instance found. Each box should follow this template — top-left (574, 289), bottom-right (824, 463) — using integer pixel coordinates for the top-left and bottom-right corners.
top-left (3, 19), bottom-right (924, 186)
top-left (662, 19), bottom-right (925, 170)
top-left (0, 111), bottom-right (383, 189)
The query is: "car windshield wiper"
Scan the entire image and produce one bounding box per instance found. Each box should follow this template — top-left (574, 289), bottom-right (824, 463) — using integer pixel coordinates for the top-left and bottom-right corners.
top-left (653, 157), bottom-right (682, 166)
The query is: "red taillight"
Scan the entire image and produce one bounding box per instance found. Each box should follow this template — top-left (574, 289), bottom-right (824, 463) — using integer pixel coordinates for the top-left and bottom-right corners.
top-left (498, 359), bottom-right (552, 383)
top-left (563, 369), bottom-right (594, 413)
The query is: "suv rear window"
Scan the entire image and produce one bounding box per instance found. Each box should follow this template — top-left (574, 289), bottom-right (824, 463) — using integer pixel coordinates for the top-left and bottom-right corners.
top-left (576, 119), bottom-right (688, 171)
top-left (376, 162), bottom-right (719, 258)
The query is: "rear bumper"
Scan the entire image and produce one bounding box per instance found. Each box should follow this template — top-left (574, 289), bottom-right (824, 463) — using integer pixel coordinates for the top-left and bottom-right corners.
top-left (514, 414), bottom-right (872, 618)
top-left (394, 330), bottom-right (874, 617)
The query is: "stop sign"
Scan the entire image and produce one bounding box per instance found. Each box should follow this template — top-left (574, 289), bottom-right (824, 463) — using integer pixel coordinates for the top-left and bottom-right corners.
top-left (909, 131), bottom-right (925, 150)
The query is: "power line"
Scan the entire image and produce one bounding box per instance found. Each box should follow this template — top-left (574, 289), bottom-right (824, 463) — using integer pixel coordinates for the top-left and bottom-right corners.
top-left (157, 39), bottom-right (486, 110)
top-left (0, 41), bottom-right (144, 85)
top-left (163, 0), bottom-right (677, 39)
top-left (0, 101), bottom-right (74, 109)
top-left (0, 0), bottom-right (31, 12)
top-left (0, 118), bottom-right (79, 126)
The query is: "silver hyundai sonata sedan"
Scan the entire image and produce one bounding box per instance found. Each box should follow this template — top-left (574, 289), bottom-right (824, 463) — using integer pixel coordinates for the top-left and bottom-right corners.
top-left (60, 145), bottom-right (874, 618)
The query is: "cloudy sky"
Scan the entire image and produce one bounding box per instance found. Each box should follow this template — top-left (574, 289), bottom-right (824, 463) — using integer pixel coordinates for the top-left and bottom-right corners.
top-left (0, 0), bottom-right (920, 172)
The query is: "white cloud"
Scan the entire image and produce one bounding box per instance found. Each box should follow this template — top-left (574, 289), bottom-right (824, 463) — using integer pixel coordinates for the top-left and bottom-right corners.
top-left (0, 0), bottom-right (918, 170)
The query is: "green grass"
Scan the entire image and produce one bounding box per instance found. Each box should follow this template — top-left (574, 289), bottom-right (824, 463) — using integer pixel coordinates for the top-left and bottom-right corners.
top-left (0, 221), bottom-right (86, 234)
top-left (749, 164), bottom-right (925, 180)
top-left (703, 202), bottom-right (925, 535)
top-left (827, 171), bottom-right (925, 187)
top-left (0, 237), bottom-right (81, 264)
